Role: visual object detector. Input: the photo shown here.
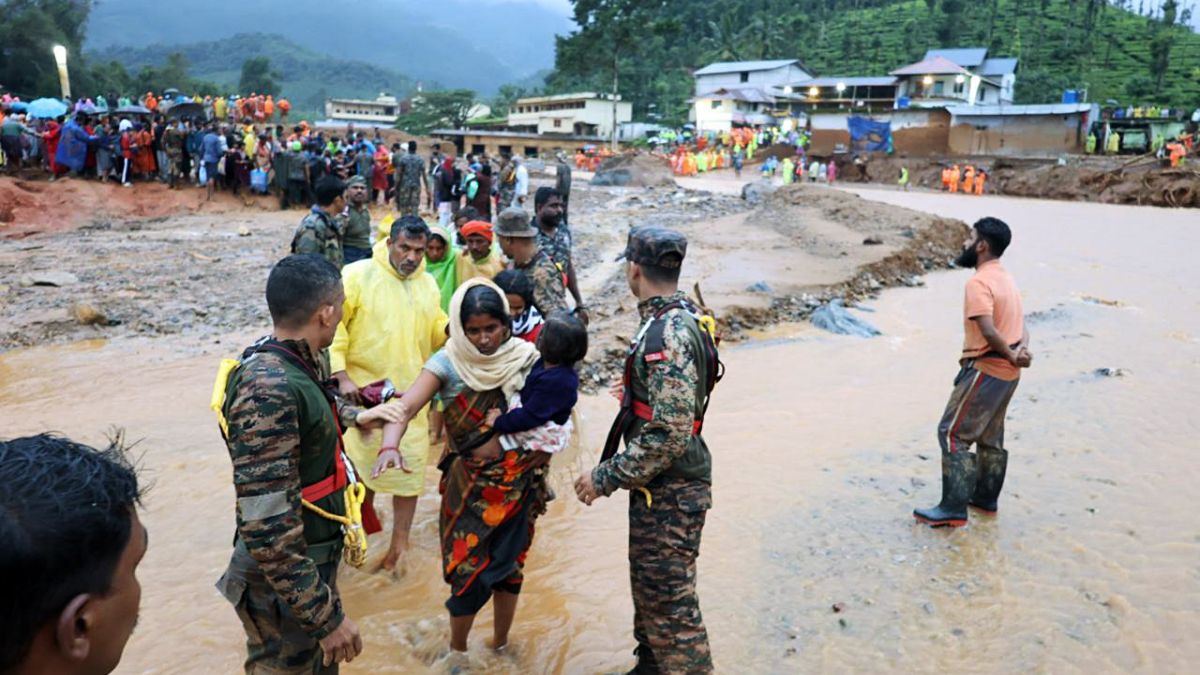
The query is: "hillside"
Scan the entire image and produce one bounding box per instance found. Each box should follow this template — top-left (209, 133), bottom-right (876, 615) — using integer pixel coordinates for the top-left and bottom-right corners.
top-left (85, 0), bottom-right (574, 94)
top-left (550, 0), bottom-right (1200, 123)
top-left (89, 33), bottom-right (416, 120)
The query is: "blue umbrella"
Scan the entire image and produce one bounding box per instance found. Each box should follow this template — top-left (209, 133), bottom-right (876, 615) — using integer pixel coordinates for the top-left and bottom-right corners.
top-left (5, 101), bottom-right (28, 112)
top-left (27, 97), bottom-right (68, 118)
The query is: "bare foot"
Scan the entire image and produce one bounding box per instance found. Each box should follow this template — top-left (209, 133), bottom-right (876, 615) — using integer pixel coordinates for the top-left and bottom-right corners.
top-left (484, 637), bottom-right (509, 652)
top-left (374, 544), bottom-right (408, 574)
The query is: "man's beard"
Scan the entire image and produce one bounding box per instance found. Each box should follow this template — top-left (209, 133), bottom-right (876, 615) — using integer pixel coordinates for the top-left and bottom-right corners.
top-left (954, 245), bottom-right (979, 269)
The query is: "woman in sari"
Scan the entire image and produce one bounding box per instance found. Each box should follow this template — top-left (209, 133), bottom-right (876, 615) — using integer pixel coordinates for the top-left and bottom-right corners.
top-left (373, 279), bottom-right (550, 656)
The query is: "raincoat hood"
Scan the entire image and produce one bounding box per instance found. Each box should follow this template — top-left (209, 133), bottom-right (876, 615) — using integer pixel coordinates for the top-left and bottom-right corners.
top-left (424, 224), bottom-right (460, 312)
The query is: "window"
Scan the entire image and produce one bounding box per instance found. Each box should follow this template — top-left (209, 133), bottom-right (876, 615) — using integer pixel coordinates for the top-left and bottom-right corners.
top-left (471, 144), bottom-right (486, 154)
top-left (740, 71), bottom-right (749, 83)
top-left (933, 81), bottom-right (944, 96)
top-left (953, 81), bottom-right (964, 95)
top-left (553, 119), bottom-right (562, 128)
top-left (711, 100), bottom-right (721, 109)
top-left (524, 146), bottom-right (538, 158)
top-left (498, 145), bottom-right (513, 156)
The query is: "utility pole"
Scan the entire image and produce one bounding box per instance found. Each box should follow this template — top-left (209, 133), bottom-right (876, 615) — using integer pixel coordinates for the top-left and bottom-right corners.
top-left (611, 52), bottom-right (619, 151)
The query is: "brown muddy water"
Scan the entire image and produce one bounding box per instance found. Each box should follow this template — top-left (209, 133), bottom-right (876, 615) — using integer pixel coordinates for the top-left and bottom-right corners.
top-left (2, 187), bottom-right (1198, 673)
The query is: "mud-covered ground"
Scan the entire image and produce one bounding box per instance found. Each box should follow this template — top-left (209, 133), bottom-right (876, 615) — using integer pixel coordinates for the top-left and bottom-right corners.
top-left (0, 176), bottom-right (964, 389)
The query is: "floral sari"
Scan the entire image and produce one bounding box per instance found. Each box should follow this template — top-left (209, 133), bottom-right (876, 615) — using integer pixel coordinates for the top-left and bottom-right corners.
top-left (427, 353), bottom-right (551, 616)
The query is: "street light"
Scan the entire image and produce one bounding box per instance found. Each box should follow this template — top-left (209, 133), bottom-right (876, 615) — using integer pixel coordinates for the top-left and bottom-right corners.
top-left (922, 75), bottom-right (933, 86)
top-left (836, 81), bottom-right (847, 96)
top-left (955, 74), bottom-right (965, 84)
top-left (808, 86), bottom-right (819, 97)
top-left (52, 44), bottom-right (70, 98)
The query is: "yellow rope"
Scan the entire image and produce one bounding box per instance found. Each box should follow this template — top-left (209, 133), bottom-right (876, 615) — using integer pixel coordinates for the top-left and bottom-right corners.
top-left (301, 482), bottom-right (368, 568)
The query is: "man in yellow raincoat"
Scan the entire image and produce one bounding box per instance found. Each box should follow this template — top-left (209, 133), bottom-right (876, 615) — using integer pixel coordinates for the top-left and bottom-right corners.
top-left (331, 215), bottom-right (449, 571)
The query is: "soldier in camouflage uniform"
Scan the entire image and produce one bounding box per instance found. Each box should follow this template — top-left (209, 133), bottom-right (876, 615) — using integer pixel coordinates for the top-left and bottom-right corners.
top-left (162, 119), bottom-right (185, 189)
top-left (291, 176), bottom-right (347, 270)
top-left (494, 207), bottom-right (570, 317)
top-left (576, 226), bottom-right (716, 674)
top-left (497, 154), bottom-right (516, 210)
top-left (341, 176), bottom-right (373, 265)
top-left (216, 254), bottom-right (405, 673)
top-left (393, 140), bottom-right (427, 218)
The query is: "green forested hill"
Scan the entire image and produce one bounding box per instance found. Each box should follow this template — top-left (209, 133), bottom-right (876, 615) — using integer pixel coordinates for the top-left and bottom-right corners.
top-left (549, 0), bottom-right (1200, 123)
top-left (89, 34), bottom-right (416, 121)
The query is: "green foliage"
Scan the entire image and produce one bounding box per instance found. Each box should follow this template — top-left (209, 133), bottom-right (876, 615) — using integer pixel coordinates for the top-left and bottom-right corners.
top-left (394, 89), bottom-right (478, 135)
top-left (238, 56), bottom-right (281, 97)
top-left (550, 0), bottom-right (1200, 120)
top-left (0, 0), bottom-right (92, 98)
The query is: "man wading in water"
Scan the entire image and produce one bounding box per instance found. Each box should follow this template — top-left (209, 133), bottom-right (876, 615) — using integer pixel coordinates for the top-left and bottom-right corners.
top-left (915, 217), bottom-right (1032, 527)
top-left (576, 226), bottom-right (721, 674)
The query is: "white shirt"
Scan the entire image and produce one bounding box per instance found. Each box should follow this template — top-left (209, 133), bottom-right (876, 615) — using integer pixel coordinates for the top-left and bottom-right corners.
top-left (515, 164), bottom-right (529, 197)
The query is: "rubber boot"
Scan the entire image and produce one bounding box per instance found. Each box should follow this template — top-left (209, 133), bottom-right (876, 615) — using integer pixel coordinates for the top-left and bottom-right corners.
top-left (627, 644), bottom-right (659, 675)
top-left (914, 451), bottom-right (976, 527)
top-left (970, 447), bottom-right (1008, 514)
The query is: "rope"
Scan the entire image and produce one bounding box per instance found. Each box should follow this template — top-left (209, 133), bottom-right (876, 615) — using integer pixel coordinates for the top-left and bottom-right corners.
top-left (301, 482), bottom-right (368, 568)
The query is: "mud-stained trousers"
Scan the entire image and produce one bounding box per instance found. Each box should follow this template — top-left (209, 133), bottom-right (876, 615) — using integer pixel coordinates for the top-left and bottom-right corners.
top-left (395, 185), bottom-right (420, 218)
top-left (629, 476), bottom-right (714, 674)
top-left (938, 360), bottom-right (1020, 501)
top-left (217, 543), bottom-right (341, 675)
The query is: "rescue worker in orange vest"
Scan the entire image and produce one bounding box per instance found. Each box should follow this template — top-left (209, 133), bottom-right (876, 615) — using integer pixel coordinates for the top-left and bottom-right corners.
top-left (974, 168), bottom-right (986, 195)
top-left (948, 165), bottom-right (961, 193)
top-left (1167, 142), bottom-right (1185, 168)
top-left (941, 167), bottom-right (950, 191)
top-left (962, 166), bottom-right (975, 195)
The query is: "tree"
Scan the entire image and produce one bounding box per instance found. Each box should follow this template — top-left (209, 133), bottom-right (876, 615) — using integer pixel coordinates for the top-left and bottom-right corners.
top-left (1147, 0), bottom-right (1178, 92)
top-left (238, 56), bottom-right (280, 96)
top-left (394, 89), bottom-right (477, 135)
top-left (490, 84), bottom-right (533, 117)
top-left (0, 0), bottom-right (94, 98)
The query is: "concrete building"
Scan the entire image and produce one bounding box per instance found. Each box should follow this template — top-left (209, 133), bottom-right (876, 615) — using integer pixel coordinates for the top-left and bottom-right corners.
top-left (507, 93), bottom-right (631, 138)
top-left (891, 48), bottom-right (1017, 108)
top-left (691, 86), bottom-right (806, 133)
top-left (798, 76), bottom-right (899, 113)
top-left (324, 94), bottom-right (407, 124)
top-left (431, 128), bottom-right (606, 159)
top-left (693, 59), bottom-right (812, 97)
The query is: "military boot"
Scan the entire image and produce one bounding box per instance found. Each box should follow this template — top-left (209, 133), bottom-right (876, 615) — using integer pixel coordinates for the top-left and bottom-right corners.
top-left (914, 451), bottom-right (977, 528)
top-left (626, 644), bottom-right (659, 675)
top-left (970, 447), bottom-right (1008, 514)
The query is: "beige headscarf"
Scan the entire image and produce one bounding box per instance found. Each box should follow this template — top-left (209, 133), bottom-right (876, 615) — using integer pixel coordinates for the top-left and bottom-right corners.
top-left (446, 278), bottom-right (539, 399)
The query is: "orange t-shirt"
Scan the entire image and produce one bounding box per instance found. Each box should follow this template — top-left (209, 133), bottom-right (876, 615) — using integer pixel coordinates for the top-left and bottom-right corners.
top-left (962, 259), bottom-right (1024, 381)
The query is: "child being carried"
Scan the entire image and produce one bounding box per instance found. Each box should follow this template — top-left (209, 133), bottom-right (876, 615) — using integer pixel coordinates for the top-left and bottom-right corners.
top-left (484, 311), bottom-right (587, 455)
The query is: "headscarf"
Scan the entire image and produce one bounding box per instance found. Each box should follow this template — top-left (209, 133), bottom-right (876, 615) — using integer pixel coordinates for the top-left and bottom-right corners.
top-left (459, 220), bottom-right (493, 243)
top-left (425, 224), bottom-right (459, 312)
top-left (446, 278), bottom-right (539, 399)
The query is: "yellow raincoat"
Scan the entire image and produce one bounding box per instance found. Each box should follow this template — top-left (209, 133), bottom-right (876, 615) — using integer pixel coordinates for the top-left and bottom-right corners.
top-left (455, 248), bottom-right (506, 285)
top-left (331, 244), bottom-right (449, 496)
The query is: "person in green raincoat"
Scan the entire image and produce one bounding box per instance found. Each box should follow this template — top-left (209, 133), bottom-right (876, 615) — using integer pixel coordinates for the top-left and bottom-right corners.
top-left (425, 223), bottom-right (460, 313)
top-left (1086, 132), bottom-right (1097, 154)
top-left (781, 156), bottom-right (795, 184)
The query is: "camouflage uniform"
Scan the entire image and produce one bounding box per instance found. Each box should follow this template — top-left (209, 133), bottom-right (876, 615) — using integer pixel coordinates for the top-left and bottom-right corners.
top-left (216, 338), bottom-right (362, 674)
top-left (292, 209), bottom-right (345, 269)
top-left (394, 152), bottom-right (424, 217)
top-left (515, 249), bottom-right (569, 318)
top-left (162, 125), bottom-right (184, 184)
top-left (593, 228), bottom-right (715, 675)
top-left (342, 178), bottom-right (372, 265)
top-left (497, 160), bottom-right (516, 210)
top-left (534, 217), bottom-right (573, 283)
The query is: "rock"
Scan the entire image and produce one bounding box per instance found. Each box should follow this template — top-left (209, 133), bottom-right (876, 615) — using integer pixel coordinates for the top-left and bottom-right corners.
top-left (740, 180), bottom-right (779, 205)
top-left (237, 225), bottom-right (252, 237)
top-left (70, 303), bottom-right (108, 326)
top-left (20, 271), bottom-right (79, 287)
top-left (747, 281), bottom-right (772, 293)
top-left (810, 299), bottom-right (881, 337)
top-left (1094, 367), bottom-right (1129, 378)
top-left (831, 602), bottom-right (846, 613)
top-left (862, 235), bottom-right (884, 245)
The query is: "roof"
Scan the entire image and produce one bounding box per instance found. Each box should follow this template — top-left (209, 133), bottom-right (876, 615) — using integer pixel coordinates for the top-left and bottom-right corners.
top-left (693, 86), bottom-right (804, 103)
top-left (979, 57), bottom-right (1018, 76)
top-left (430, 128), bottom-right (607, 142)
top-left (891, 55), bottom-right (973, 76)
top-left (514, 92), bottom-right (621, 105)
top-left (800, 76), bottom-right (898, 88)
top-left (694, 59), bottom-right (799, 76)
top-left (946, 103), bottom-right (1094, 116)
top-left (923, 48), bottom-right (988, 67)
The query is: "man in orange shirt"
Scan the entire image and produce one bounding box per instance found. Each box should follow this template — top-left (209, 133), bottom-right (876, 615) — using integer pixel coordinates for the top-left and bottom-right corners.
top-left (915, 217), bottom-right (1032, 528)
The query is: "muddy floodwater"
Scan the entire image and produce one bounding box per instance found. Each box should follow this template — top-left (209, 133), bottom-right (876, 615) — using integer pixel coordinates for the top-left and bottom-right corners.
top-left (3, 187), bottom-right (1198, 673)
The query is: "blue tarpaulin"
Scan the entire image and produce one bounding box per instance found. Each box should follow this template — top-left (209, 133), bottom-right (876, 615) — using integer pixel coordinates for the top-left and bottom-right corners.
top-left (847, 116), bottom-right (891, 152)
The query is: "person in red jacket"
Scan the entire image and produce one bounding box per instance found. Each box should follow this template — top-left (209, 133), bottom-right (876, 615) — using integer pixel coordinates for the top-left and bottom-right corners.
top-left (119, 122), bottom-right (135, 187)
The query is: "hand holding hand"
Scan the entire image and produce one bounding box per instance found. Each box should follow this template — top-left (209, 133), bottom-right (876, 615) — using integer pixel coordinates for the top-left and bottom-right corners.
top-left (1015, 347), bottom-right (1034, 368)
top-left (355, 399), bottom-right (408, 428)
top-left (372, 448), bottom-right (412, 478)
top-left (335, 371), bottom-right (362, 405)
top-left (484, 408), bottom-right (502, 427)
top-left (574, 472), bottom-right (600, 505)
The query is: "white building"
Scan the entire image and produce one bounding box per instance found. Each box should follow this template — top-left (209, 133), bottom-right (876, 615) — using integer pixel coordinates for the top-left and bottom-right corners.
top-left (693, 59), bottom-right (813, 97)
top-left (507, 92), bottom-right (632, 138)
top-left (691, 86), bottom-right (806, 133)
top-left (891, 48), bottom-right (1017, 108)
top-left (324, 93), bottom-right (405, 124)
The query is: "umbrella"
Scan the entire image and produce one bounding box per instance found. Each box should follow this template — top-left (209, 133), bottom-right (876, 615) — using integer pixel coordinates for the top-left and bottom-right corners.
top-left (75, 102), bottom-right (98, 115)
top-left (163, 87), bottom-right (180, 96)
top-left (165, 101), bottom-right (203, 119)
top-left (115, 105), bottom-right (152, 115)
top-left (5, 101), bottom-right (28, 112)
top-left (27, 97), bottom-right (68, 118)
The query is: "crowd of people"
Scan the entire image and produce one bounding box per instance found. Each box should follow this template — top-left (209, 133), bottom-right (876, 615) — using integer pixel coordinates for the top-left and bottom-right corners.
top-left (941, 163), bottom-right (989, 195)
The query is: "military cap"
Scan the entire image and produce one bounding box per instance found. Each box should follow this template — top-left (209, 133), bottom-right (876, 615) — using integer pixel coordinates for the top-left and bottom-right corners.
top-left (346, 175), bottom-right (367, 187)
top-left (620, 226), bottom-right (688, 269)
top-left (495, 207), bottom-right (537, 237)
